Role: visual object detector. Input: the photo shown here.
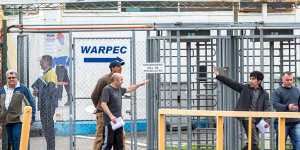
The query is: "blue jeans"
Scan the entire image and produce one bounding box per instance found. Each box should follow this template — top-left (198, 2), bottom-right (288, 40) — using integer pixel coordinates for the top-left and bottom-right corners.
top-left (5, 122), bottom-right (22, 150)
top-left (274, 123), bottom-right (300, 150)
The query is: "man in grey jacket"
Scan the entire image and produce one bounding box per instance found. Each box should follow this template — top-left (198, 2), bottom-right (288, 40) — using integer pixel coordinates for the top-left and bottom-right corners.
top-left (272, 71), bottom-right (300, 150)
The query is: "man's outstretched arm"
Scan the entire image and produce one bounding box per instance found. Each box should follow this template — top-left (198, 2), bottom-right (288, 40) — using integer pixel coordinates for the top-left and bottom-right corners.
top-left (126, 80), bottom-right (149, 93)
top-left (213, 66), bottom-right (244, 93)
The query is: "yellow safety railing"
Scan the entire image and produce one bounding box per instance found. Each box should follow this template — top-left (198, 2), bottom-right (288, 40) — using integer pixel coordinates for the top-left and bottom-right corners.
top-left (19, 106), bottom-right (32, 150)
top-left (158, 109), bottom-right (300, 150)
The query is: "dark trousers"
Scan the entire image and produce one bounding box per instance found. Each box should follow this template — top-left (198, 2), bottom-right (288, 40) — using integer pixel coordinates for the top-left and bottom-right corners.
top-left (5, 122), bottom-right (22, 150)
top-left (56, 66), bottom-right (71, 101)
top-left (241, 120), bottom-right (259, 150)
top-left (40, 105), bottom-right (56, 150)
top-left (99, 125), bottom-right (123, 150)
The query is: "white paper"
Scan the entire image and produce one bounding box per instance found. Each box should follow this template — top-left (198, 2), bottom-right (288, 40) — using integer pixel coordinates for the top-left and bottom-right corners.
top-left (256, 119), bottom-right (270, 133)
top-left (84, 105), bottom-right (96, 114)
top-left (110, 117), bottom-right (125, 131)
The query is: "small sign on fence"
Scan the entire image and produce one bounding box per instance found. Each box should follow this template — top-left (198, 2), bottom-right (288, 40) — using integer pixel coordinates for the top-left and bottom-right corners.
top-left (143, 63), bottom-right (164, 73)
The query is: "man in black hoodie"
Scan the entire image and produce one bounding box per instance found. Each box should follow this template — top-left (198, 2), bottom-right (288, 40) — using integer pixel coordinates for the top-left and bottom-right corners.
top-left (213, 66), bottom-right (272, 150)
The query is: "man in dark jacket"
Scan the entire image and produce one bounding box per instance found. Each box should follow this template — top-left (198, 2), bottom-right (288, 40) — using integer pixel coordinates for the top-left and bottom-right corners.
top-left (213, 66), bottom-right (272, 150)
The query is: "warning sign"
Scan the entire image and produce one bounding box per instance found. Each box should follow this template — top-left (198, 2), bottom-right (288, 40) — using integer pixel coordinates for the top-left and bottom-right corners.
top-left (143, 63), bottom-right (165, 73)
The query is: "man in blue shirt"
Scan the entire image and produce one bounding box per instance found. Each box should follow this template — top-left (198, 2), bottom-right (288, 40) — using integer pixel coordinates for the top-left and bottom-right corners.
top-left (272, 71), bottom-right (300, 150)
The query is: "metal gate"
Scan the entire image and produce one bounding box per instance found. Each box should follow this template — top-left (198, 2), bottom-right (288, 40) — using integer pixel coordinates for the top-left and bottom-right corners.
top-left (146, 25), bottom-right (300, 150)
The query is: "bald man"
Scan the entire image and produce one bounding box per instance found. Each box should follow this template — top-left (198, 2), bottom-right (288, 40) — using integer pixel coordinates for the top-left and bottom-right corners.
top-left (99, 73), bottom-right (149, 150)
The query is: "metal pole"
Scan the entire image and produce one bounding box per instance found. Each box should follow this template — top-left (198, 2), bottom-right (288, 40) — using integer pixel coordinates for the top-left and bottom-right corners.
top-left (133, 31), bottom-right (137, 150)
top-left (239, 33), bottom-right (245, 150)
top-left (186, 42), bottom-right (192, 150)
top-left (146, 31), bottom-right (154, 150)
top-left (270, 41), bottom-right (275, 150)
top-left (216, 30), bottom-right (223, 111)
top-left (168, 31), bottom-right (174, 150)
top-left (2, 20), bottom-right (8, 85)
top-left (69, 32), bottom-right (74, 150)
top-left (18, 6), bottom-right (25, 83)
top-left (259, 27), bottom-right (265, 150)
top-left (155, 37), bottom-right (161, 150)
top-left (130, 31), bottom-right (138, 150)
top-left (196, 41), bottom-right (201, 150)
top-left (130, 34), bottom-right (134, 150)
top-left (1, 20), bottom-right (8, 150)
top-left (176, 30), bottom-right (182, 150)
top-left (26, 36), bottom-right (29, 87)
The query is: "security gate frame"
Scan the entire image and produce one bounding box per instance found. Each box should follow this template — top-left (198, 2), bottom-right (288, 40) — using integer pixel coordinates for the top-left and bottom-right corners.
top-left (146, 24), bottom-right (300, 150)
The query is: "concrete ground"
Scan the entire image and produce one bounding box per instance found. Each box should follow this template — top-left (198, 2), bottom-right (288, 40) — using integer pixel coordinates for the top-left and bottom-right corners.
top-left (29, 132), bottom-right (147, 150)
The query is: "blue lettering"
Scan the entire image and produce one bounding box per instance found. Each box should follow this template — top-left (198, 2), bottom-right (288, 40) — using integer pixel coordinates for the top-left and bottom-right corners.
top-left (120, 46), bottom-right (127, 54)
top-left (98, 46), bottom-right (105, 54)
top-left (90, 46), bottom-right (97, 54)
top-left (113, 46), bottom-right (120, 54)
top-left (81, 46), bottom-right (91, 53)
top-left (106, 46), bottom-right (113, 54)
top-left (81, 45), bottom-right (127, 54)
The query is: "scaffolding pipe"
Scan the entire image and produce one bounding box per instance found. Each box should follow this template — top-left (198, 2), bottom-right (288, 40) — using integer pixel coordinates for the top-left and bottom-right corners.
top-left (2, 0), bottom-right (300, 5)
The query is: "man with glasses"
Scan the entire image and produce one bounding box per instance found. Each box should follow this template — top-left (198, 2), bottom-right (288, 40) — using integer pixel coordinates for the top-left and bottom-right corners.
top-left (0, 69), bottom-right (36, 150)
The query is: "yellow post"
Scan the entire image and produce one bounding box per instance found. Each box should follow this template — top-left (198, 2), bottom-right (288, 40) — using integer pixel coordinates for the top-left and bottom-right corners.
top-left (158, 113), bottom-right (165, 150)
top-left (278, 117), bottom-right (286, 150)
top-left (248, 117), bottom-right (252, 150)
top-left (19, 106), bottom-right (32, 150)
top-left (216, 116), bottom-right (224, 150)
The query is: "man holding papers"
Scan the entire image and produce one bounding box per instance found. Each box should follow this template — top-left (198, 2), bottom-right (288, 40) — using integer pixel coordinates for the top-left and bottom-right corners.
top-left (99, 73), bottom-right (149, 150)
top-left (272, 71), bottom-right (300, 150)
top-left (213, 66), bottom-right (272, 150)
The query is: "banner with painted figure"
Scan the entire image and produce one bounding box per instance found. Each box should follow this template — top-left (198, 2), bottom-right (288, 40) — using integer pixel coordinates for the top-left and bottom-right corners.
top-left (44, 33), bottom-right (71, 107)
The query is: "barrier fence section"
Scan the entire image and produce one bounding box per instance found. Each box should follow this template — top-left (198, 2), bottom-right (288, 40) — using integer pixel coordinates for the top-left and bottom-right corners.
top-left (158, 109), bottom-right (300, 150)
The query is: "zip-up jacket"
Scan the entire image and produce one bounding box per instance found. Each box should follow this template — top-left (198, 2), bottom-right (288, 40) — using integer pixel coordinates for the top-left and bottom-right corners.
top-left (0, 84), bottom-right (36, 124)
top-left (216, 75), bottom-right (272, 123)
top-left (32, 68), bottom-right (58, 110)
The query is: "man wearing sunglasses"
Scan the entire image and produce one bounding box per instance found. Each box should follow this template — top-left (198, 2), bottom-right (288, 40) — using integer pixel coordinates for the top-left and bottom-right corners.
top-left (0, 69), bottom-right (36, 150)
